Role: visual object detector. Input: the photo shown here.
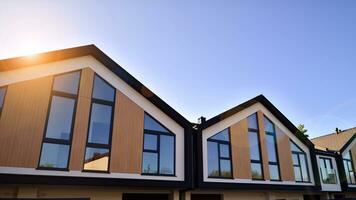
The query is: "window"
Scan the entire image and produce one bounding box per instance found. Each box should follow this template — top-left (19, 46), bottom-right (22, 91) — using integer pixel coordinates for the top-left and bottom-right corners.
top-left (38, 71), bottom-right (81, 170)
top-left (264, 116), bottom-right (280, 181)
top-left (290, 141), bottom-right (310, 182)
top-left (0, 86), bottom-right (7, 117)
top-left (319, 157), bottom-right (336, 184)
top-left (142, 113), bottom-right (175, 175)
top-left (83, 74), bottom-right (115, 172)
top-left (207, 128), bottom-right (232, 178)
top-left (343, 151), bottom-right (356, 184)
top-left (248, 113), bottom-right (263, 180)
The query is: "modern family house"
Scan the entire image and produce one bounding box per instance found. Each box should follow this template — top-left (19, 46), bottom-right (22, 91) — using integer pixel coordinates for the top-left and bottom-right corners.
top-left (0, 45), bottom-right (194, 200)
top-left (0, 45), bottom-right (355, 200)
top-left (312, 128), bottom-right (356, 199)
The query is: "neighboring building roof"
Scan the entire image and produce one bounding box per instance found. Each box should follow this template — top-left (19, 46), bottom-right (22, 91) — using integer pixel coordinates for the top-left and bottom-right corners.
top-left (0, 44), bottom-right (191, 128)
top-left (200, 94), bottom-right (314, 147)
top-left (311, 127), bottom-right (356, 152)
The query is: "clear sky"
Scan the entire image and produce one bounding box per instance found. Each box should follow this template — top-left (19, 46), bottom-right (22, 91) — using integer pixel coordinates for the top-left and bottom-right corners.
top-left (1, 0), bottom-right (356, 138)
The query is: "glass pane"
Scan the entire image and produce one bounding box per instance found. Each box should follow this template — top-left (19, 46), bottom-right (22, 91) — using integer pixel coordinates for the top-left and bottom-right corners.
top-left (344, 160), bottom-right (351, 183)
top-left (220, 159), bottom-right (232, 177)
top-left (292, 154), bottom-right (299, 165)
top-left (269, 164), bottom-right (280, 180)
top-left (159, 135), bottom-right (174, 175)
top-left (45, 96), bottom-right (75, 140)
top-left (92, 75), bottom-right (115, 102)
top-left (348, 161), bottom-right (353, 171)
top-left (142, 152), bottom-right (158, 174)
top-left (264, 116), bottom-right (274, 133)
top-left (144, 113), bottom-right (169, 132)
top-left (247, 113), bottom-right (258, 129)
top-left (290, 141), bottom-right (302, 153)
top-left (300, 154), bottom-right (309, 182)
top-left (251, 163), bottom-right (263, 179)
top-left (294, 166), bottom-right (302, 181)
top-left (320, 160), bottom-right (328, 183)
top-left (344, 151), bottom-right (352, 160)
top-left (53, 71), bottom-right (80, 94)
top-left (208, 141), bottom-right (219, 177)
top-left (266, 134), bottom-right (277, 162)
top-left (210, 129), bottom-right (230, 142)
top-left (88, 103), bottom-right (112, 145)
top-left (219, 144), bottom-right (230, 158)
top-left (0, 87), bottom-right (6, 108)
top-left (249, 131), bottom-right (261, 161)
top-left (144, 134), bottom-right (157, 150)
top-left (84, 147), bottom-right (109, 171)
top-left (39, 143), bottom-right (69, 168)
top-left (350, 172), bottom-right (356, 184)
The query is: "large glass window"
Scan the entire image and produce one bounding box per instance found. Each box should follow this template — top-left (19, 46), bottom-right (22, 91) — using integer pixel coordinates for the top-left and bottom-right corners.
top-left (39, 71), bottom-right (81, 170)
top-left (248, 113), bottom-right (263, 180)
top-left (142, 113), bottom-right (175, 175)
top-left (0, 86), bottom-right (7, 117)
top-left (319, 157), bottom-right (336, 184)
top-left (343, 151), bottom-right (356, 184)
top-left (290, 141), bottom-right (310, 182)
top-left (264, 116), bottom-right (280, 181)
top-left (207, 128), bottom-right (232, 178)
top-left (83, 74), bottom-right (115, 172)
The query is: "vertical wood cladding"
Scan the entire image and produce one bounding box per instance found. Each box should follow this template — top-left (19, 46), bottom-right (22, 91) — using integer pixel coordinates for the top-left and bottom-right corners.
top-left (231, 118), bottom-right (251, 179)
top-left (110, 90), bottom-right (144, 173)
top-left (275, 126), bottom-right (295, 181)
top-left (257, 111), bottom-right (270, 180)
top-left (69, 68), bottom-right (94, 170)
top-left (0, 76), bottom-right (52, 168)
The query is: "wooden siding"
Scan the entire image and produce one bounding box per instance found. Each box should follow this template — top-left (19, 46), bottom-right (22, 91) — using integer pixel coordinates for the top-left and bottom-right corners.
top-left (0, 76), bottom-right (52, 168)
top-left (110, 90), bottom-right (144, 173)
top-left (257, 111), bottom-right (270, 180)
top-left (276, 126), bottom-right (295, 181)
top-left (231, 118), bottom-right (251, 179)
top-left (69, 68), bottom-right (94, 170)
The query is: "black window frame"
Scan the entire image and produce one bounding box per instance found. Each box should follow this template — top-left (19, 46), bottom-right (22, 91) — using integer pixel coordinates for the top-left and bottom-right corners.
top-left (248, 113), bottom-right (264, 180)
top-left (264, 115), bottom-right (281, 181)
top-left (343, 150), bottom-right (356, 185)
top-left (319, 156), bottom-right (337, 184)
top-left (291, 140), bottom-right (311, 183)
top-left (142, 112), bottom-right (176, 176)
top-left (83, 74), bottom-right (116, 173)
top-left (0, 86), bottom-right (7, 118)
top-left (37, 70), bottom-right (81, 171)
top-left (207, 128), bottom-right (233, 179)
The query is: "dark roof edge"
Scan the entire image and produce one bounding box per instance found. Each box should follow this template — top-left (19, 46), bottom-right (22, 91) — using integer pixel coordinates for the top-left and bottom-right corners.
top-left (199, 94), bottom-right (314, 147)
top-left (0, 44), bottom-right (191, 128)
top-left (340, 133), bottom-right (356, 153)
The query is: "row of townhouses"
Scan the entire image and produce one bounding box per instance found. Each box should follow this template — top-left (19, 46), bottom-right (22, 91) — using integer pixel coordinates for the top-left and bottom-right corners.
top-left (0, 45), bottom-right (355, 200)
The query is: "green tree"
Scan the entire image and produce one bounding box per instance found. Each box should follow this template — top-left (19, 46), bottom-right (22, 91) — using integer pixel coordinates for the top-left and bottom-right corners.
top-left (297, 124), bottom-right (309, 138)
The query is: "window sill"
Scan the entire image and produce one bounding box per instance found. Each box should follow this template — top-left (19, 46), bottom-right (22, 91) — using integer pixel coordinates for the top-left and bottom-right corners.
top-left (82, 169), bottom-right (110, 174)
top-left (36, 167), bottom-right (69, 171)
top-left (141, 173), bottom-right (176, 177)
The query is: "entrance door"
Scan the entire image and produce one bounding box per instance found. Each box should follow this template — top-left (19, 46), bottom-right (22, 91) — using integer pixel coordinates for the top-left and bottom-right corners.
top-left (122, 193), bottom-right (169, 200)
top-left (191, 194), bottom-right (222, 200)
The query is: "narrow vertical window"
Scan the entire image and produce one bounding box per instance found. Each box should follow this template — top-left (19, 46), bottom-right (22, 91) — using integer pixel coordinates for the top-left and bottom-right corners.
top-left (0, 86), bottom-right (7, 117)
top-left (264, 116), bottom-right (280, 181)
top-left (319, 157), bottom-right (336, 184)
top-left (83, 74), bottom-right (115, 172)
top-left (207, 128), bottom-right (232, 178)
top-left (248, 113), bottom-right (263, 180)
top-left (142, 113), bottom-right (175, 175)
top-left (38, 71), bottom-right (81, 169)
top-left (290, 141), bottom-right (310, 182)
top-left (343, 151), bottom-right (356, 184)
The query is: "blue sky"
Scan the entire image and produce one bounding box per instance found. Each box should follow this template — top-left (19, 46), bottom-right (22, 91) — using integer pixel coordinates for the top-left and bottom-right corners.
top-left (1, 0), bottom-right (356, 138)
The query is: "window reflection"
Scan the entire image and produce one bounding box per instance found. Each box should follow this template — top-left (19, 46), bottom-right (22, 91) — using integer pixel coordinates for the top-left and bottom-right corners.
top-left (248, 113), bottom-right (263, 180)
top-left (290, 141), bottom-right (310, 182)
top-left (84, 147), bottom-right (109, 171)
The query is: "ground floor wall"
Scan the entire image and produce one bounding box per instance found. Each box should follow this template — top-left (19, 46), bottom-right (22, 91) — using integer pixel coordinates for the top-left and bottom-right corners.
top-left (0, 185), bottom-right (180, 200)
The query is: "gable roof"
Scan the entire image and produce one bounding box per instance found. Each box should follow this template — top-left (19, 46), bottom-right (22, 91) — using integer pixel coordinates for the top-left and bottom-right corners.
top-left (0, 44), bottom-right (191, 128)
top-left (311, 127), bottom-right (356, 152)
top-left (199, 94), bottom-right (314, 147)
